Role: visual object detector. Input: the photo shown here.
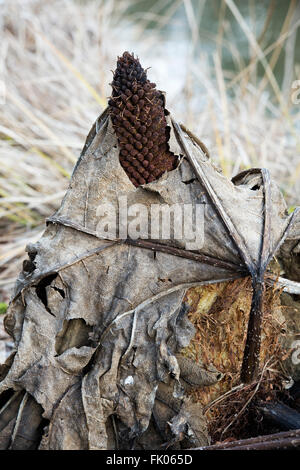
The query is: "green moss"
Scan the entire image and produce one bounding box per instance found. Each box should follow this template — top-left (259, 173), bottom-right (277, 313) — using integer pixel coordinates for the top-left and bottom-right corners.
top-left (0, 303), bottom-right (7, 315)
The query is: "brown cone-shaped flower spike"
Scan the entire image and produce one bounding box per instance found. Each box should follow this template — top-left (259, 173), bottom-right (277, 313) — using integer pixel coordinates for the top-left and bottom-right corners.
top-left (109, 52), bottom-right (178, 187)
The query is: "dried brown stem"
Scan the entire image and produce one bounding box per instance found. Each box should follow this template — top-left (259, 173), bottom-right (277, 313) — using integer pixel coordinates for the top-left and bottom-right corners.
top-left (195, 428), bottom-right (300, 450)
top-left (240, 169), bottom-right (271, 383)
top-left (126, 239), bottom-right (247, 273)
top-left (240, 278), bottom-right (264, 383)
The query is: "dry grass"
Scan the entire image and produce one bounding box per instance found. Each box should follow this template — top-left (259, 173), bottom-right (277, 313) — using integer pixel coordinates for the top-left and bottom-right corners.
top-left (0, 0), bottom-right (299, 301)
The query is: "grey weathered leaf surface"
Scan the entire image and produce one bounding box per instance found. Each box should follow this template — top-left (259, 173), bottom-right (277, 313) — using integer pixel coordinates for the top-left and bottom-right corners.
top-left (0, 108), bottom-right (299, 449)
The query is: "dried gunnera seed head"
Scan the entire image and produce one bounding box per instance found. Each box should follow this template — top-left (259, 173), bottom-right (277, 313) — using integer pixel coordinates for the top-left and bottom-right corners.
top-left (109, 51), bottom-right (178, 187)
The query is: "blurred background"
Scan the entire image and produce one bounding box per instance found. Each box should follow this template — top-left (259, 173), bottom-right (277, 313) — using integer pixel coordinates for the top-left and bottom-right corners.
top-left (0, 0), bottom-right (299, 310)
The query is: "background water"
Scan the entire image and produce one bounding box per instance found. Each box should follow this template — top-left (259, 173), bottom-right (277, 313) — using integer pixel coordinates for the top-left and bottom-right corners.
top-left (114, 0), bottom-right (300, 94)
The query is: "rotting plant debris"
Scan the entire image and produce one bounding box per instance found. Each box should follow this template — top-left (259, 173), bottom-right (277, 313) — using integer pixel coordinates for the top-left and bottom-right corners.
top-left (182, 278), bottom-right (288, 442)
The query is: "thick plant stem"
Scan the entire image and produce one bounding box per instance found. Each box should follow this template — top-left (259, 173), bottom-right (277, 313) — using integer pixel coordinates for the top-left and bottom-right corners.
top-left (240, 277), bottom-right (264, 383)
